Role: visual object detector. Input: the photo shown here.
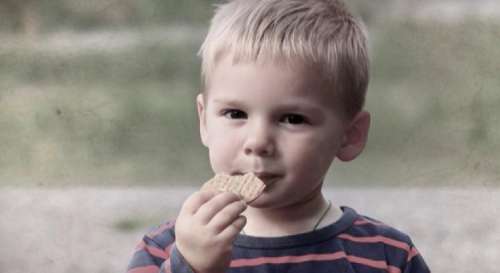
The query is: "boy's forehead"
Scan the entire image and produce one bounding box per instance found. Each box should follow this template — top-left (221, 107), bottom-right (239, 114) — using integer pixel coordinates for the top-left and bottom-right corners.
top-left (203, 56), bottom-right (346, 116)
top-left (205, 53), bottom-right (323, 85)
top-left (216, 51), bottom-right (301, 71)
top-left (207, 55), bottom-right (316, 89)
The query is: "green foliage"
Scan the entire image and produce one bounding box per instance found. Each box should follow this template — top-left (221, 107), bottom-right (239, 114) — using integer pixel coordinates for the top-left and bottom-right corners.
top-left (0, 37), bottom-right (202, 85)
top-left (352, 18), bottom-right (500, 186)
top-left (0, 12), bottom-right (499, 186)
top-left (0, 33), bottom-right (211, 185)
top-left (368, 19), bottom-right (500, 149)
top-left (0, 0), bottom-right (216, 33)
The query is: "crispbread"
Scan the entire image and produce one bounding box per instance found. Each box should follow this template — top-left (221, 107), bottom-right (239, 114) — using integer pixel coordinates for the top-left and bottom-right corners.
top-left (201, 173), bottom-right (265, 203)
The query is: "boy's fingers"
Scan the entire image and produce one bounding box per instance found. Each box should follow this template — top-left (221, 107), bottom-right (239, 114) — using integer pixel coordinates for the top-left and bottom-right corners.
top-left (219, 215), bottom-right (246, 241)
top-left (196, 192), bottom-right (242, 224)
top-left (181, 190), bottom-right (218, 215)
top-left (208, 200), bottom-right (247, 232)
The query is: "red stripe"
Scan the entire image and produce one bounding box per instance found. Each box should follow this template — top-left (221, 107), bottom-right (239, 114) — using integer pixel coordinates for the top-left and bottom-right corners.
top-left (135, 242), bottom-right (171, 260)
top-left (387, 265), bottom-right (402, 273)
top-left (145, 244), bottom-right (169, 260)
top-left (135, 241), bottom-right (146, 251)
top-left (347, 255), bottom-right (402, 273)
top-left (345, 255), bottom-right (387, 269)
top-left (407, 246), bottom-right (420, 261)
top-left (127, 265), bottom-right (160, 273)
top-left (338, 233), bottom-right (411, 252)
top-left (230, 251), bottom-right (397, 271)
top-left (230, 252), bottom-right (346, 267)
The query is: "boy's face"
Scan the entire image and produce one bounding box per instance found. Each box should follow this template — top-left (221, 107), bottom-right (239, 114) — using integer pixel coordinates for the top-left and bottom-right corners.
top-left (197, 55), bottom-right (364, 209)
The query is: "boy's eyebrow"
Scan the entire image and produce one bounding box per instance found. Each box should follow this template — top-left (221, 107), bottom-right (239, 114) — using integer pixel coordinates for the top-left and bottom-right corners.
top-left (212, 98), bottom-right (325, 116)
top-left (277, 103), bottom-right (325, 117)
top-left (212, 98), bottom-right (245, 107)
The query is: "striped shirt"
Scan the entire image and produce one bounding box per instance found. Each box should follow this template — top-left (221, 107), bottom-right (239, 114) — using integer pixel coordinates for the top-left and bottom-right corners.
top-left (127, 207), bottom-right (430, 273)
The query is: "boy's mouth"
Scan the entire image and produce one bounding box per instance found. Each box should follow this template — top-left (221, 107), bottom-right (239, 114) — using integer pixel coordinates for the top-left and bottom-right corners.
top-left (231, 171), bottom-right (281, 185)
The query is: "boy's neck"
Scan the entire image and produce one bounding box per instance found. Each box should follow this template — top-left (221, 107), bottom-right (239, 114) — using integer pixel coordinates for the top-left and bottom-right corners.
top-left (241, 191), bottom-right (343, 237)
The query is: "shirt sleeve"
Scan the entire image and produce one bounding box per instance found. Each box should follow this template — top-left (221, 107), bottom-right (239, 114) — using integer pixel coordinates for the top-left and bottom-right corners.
top-left (168, 245), bottom-right (196, 273)
top-left (402, 243), bottom-right (431, 273)
top-left (126, 221), bottom-right (195, 273)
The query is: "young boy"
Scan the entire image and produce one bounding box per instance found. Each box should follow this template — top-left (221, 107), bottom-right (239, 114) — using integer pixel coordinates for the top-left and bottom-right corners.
top-left (127, 0), bottom-right (430, 272)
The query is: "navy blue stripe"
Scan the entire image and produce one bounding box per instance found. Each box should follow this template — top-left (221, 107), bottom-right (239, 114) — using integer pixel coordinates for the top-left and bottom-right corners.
top-left (147, 222), bottom-right (176, 246)
top-left (348, 262), bottom-right (387, 273)
top-left (346, 223), bottom-right (411, 243)
top-left (230, 259), bottom-right (352, 273)
top-left (234, 207), bottom-right (358, 249)
top-left (127, 249), bottom-right (164, 269)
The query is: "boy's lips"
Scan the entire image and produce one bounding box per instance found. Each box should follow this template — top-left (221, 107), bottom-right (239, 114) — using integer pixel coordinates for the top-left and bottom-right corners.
top-left (254, 172), bottom-right (280, 181)
top-left (231, 171), bottom-right (281, 185)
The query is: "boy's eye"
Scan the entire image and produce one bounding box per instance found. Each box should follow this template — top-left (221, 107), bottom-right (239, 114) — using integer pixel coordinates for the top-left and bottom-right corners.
top-left (222, 109), bottom-right (247, 119)
top-left (281, 114), bottom-right (307, 125)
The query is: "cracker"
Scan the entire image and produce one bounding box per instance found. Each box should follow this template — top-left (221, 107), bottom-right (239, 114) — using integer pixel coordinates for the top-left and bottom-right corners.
top-left (201, 173), bottom-right (265, 203)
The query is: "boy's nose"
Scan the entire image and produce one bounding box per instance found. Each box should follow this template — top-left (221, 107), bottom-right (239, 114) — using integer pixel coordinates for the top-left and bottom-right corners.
top-left (243, 122), bottom-right (275, 157)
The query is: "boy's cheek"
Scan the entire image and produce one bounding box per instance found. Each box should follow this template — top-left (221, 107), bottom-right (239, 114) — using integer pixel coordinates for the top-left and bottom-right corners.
top-left (287, 142), bottom-right (335, 171)
top-left (208, 142), bottom-right (237, 172)
top-left (209, 154), bottom-right (233, 175)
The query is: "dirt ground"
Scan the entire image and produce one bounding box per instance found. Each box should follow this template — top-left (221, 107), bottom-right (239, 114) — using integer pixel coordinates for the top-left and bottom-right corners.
top-left (0, 186), bottom-right (498, 273)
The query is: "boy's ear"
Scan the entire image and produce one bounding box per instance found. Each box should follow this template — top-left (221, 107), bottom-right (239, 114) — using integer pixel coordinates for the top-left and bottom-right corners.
top-left (337, 111), bottom-right (371, 162)
top-left (196, 94), bottom-right (209, 147)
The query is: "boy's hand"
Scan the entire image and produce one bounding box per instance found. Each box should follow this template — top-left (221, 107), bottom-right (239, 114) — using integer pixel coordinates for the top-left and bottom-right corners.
top-left (175, 190), bottom-right (247, 273)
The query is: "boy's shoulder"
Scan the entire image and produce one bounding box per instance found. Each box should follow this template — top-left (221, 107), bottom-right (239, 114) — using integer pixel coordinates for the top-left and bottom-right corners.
top-left (340, 207), bottom-right (429, 272)
top-left (344, 206), bottom-right (414, 242)
top-left (338, 207), bottom-right (425, 268)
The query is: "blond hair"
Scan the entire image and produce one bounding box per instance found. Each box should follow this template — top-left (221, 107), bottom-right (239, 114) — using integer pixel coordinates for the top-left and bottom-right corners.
top-left (199, 0), bottom-right (369, 117)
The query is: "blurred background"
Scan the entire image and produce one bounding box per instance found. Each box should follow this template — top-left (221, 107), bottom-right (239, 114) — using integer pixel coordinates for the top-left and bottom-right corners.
top-left (0, 0), bottom-right (499, 187)
top-left (0, 0), bottom-right (499, 273)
